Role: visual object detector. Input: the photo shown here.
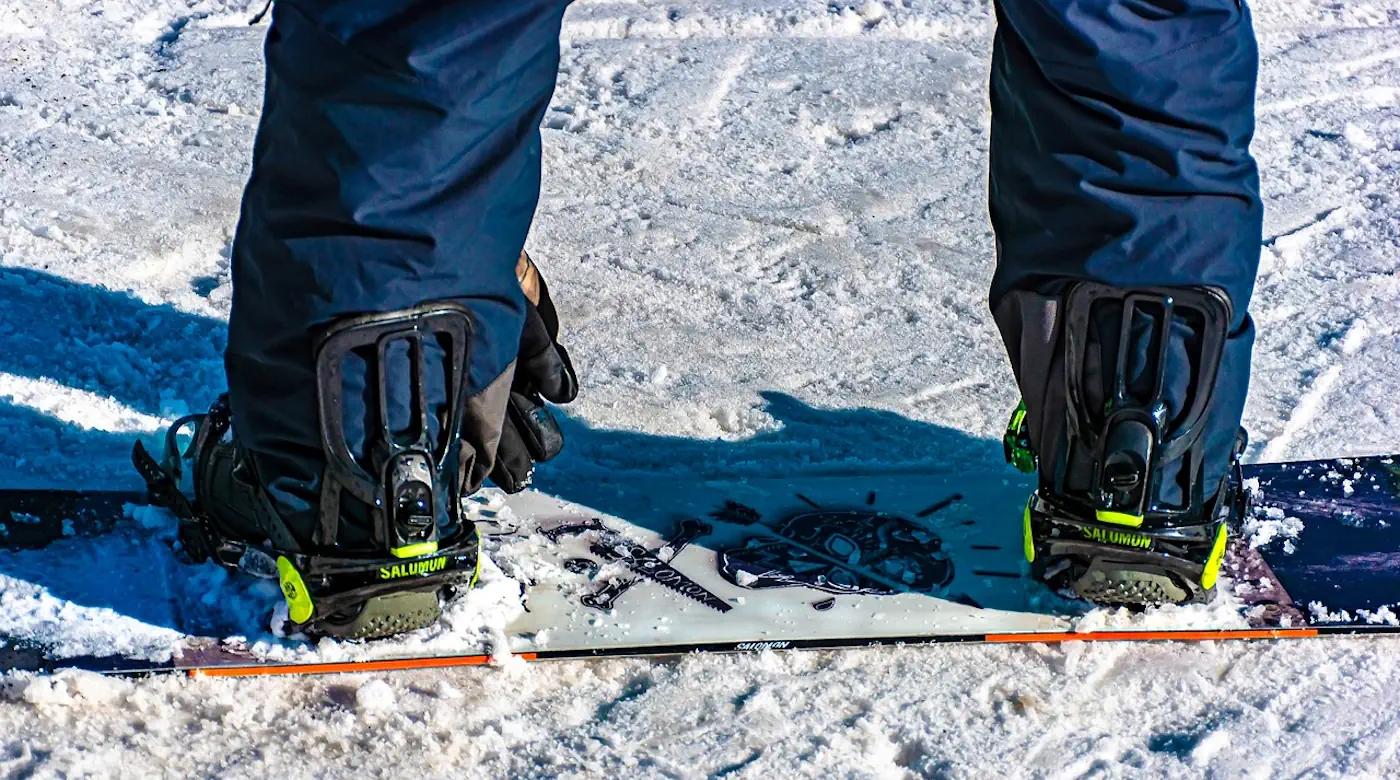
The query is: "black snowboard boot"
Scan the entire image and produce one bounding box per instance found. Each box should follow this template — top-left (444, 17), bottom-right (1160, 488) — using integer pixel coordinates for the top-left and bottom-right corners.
top-left (134, 303), bottom-right (483, 640)
top-left (998, 282), bottom-right (1252, 606)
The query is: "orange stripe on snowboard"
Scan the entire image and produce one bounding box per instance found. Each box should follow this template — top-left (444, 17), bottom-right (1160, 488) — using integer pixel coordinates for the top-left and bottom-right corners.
top-left (189, 653), bottom-right (537, 677)
top-left (186, 629), bottom-right (1319, 676)
top-left (985, 628), bottom-right (1318, 643)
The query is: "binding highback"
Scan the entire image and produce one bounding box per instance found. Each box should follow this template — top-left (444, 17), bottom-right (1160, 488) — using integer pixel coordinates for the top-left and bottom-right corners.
top-left (313, 303), bottom-right (473, 557)
top-left (1059, 282), bottom-right (1232, 522)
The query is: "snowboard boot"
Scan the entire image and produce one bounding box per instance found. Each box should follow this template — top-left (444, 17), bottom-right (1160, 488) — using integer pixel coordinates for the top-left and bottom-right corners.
top-left (1001, 282), bottom-right (1251, 607)
top-left (134, 303), bottom-right (483, 640)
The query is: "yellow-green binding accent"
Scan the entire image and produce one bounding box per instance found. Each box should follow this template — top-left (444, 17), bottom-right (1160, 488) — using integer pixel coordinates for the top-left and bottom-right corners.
top-left (1200, 523), bottom-right (1228, 590)
top-left (276, 556), bottom-right (315, 624)
top-left (391, 541), bottom-right (439, 559)
top-left (1003, 401), bottom-right (1037, 474)
top-left (467, 526), bottom-right (484, 588)
top-left (1022, 498), bottom-right (1035, 563)
top-left (1095, 509), bottom-right (1145, 528)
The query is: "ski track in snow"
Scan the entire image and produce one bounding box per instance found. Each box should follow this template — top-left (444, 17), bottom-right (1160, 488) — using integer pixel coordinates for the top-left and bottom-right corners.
top-left (3, 0), bottom-right (1400, 776)
top-left (1259, 363), bottom-right (1344, 463)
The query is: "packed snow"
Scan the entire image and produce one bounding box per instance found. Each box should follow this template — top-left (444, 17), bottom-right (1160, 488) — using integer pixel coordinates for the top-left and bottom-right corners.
top-left (3, 0), bottom-right (1400, 775)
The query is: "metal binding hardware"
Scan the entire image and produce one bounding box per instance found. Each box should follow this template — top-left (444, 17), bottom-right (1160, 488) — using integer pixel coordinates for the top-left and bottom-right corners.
top-left (313, 303), bottom-right (473, 556)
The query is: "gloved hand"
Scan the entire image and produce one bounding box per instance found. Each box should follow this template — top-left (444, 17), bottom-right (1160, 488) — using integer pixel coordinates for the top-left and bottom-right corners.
top-left (490, 251), bottom-right (579, 492)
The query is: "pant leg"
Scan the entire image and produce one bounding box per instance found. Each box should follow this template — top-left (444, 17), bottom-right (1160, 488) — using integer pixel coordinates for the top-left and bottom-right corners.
top-left (988, 0), bottom-right (1263, 502)
top-left (226, 0), bottom-right (571, 542)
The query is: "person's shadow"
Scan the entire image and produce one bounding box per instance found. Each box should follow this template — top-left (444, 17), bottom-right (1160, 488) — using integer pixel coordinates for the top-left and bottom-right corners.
top-left (0, 269), bottom-right (1063, 650)
top-left (529, 393), bottom-right (1067, 616)
top-left (0, 266), bottom-right (226, 490)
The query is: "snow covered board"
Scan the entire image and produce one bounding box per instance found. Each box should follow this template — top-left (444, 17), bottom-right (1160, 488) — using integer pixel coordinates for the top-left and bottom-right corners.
top-left (3, 454), bottom-right (1400, 678)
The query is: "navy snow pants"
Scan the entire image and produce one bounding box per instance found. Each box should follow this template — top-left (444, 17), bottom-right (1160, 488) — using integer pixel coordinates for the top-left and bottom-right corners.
top-left (988, 0), bottom-right (1262, 504)
top-left (225, 0), bottom-right (1261, 529)
top-left (226, 0), bottom-right (573, 539)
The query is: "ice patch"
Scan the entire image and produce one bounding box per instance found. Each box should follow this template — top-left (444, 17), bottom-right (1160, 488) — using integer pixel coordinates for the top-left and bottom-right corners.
top-left (1344, 123), bottom-right (1378, 151)
top-left (125, 503), bottom-right (176, 532)
top-left (435, 680), bottom-right (464, 700)
top-left (1192, 731), bottom-right (1231, 765)
top-left (355, 679), bottom-right (396, 712)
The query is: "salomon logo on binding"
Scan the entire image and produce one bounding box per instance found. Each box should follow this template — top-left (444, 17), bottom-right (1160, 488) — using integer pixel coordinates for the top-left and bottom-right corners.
top-left (1082, 527), bottom-right (1152, 549)
top-left (379, 556), bottom-right (448, 580)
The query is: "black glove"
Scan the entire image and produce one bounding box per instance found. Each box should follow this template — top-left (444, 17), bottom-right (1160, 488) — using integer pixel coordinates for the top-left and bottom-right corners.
top-left (490, 252), bottom-right (579, 492)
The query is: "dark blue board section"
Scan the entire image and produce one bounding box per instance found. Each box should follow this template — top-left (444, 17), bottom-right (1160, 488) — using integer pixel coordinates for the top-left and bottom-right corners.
top-left (1, 490), bottom-right (146, 550)
top-left (1245, 455), bottom-right (1400, 620)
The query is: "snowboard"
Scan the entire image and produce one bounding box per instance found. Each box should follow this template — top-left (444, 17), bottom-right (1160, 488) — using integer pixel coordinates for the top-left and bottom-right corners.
top-left (3, 453), bottom-right (1399, 678)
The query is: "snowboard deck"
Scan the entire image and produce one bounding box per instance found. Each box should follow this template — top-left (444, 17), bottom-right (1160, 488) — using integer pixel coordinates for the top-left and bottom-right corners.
top-left (3, 454), bottom-right (1400, 678)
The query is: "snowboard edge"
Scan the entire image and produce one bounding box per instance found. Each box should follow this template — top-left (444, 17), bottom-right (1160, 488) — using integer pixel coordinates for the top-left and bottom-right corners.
top-left (174, 625), bottom-right (1393, 678)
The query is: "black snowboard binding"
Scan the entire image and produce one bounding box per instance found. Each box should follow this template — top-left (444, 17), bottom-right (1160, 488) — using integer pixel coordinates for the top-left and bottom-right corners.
top-left (134, 303), bottom-right (482, 640)
top-left (1004, 283), bottom-right (1251, 607)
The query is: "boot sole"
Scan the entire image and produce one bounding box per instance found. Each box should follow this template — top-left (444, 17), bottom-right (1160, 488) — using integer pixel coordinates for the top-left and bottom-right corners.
top-left (1071, 561), bottom-right (1195, 606)
top-left (316, 589), bottom-right (444, 641)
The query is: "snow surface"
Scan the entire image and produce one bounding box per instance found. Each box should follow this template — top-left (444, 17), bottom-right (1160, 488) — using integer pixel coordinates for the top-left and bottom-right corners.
top-left (3, 0), bottom-right (1400, 775)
